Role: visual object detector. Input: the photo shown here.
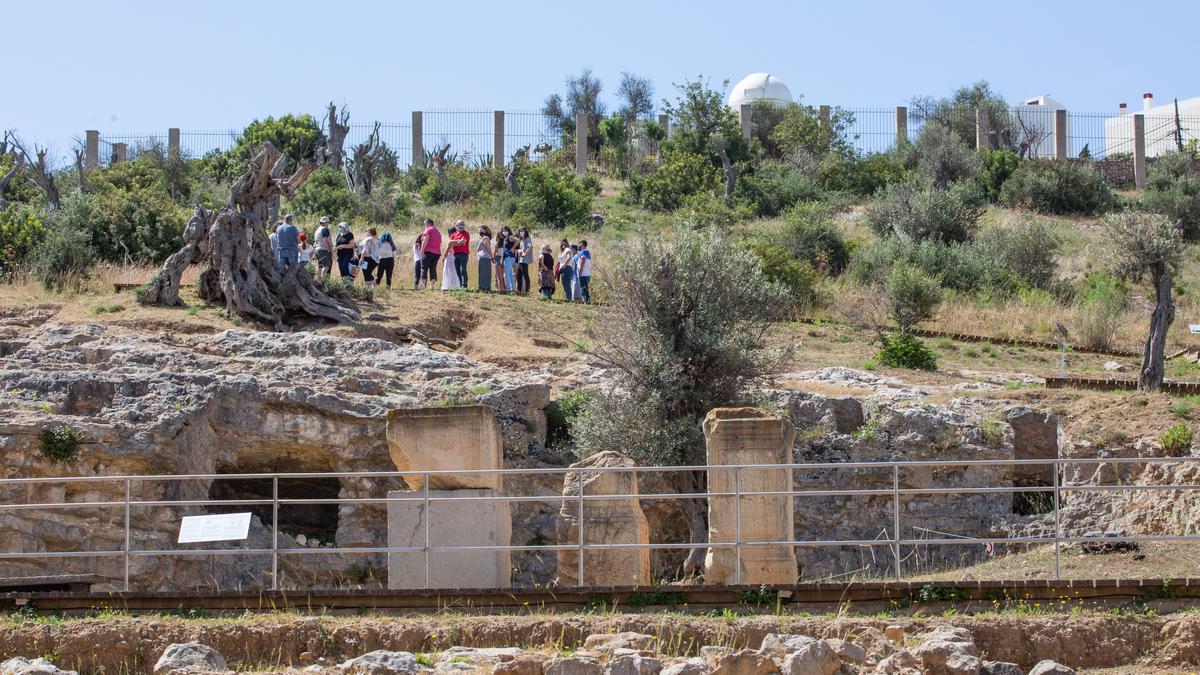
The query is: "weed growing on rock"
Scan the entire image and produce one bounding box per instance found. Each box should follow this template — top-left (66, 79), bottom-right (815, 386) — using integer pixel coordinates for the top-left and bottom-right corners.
top-left (1159, 421), bottom-right (1194, 456)
top-left (39, 425), bottom-right (82, 462)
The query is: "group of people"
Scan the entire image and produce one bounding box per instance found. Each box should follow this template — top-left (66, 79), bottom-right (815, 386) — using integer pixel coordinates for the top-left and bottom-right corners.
top-left (267, 215), bottom-right (592, 303)
top-left (412, 218), bottom-right (592, 302)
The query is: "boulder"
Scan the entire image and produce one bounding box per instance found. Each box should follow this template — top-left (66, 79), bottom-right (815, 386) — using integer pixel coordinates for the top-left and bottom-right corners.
top-left (152, 643), bottom-right (227, 674)
top-left (556, 452), bottom-right (652, 587)
top-left (604, 654), bottom-right (662, 675)
top-left (583, 633), bottom-right (657, 653)
top-left (874, 650), bottom-right (921, 675)
top-left (660, 659), bottom-right (710, 675)
top-left (825, 639), bottom-right (865, 664)
top-left (709, 649), bottom-right (779, 675)
top-left (0, 657), bottom-right (77, 675)
top-left (979, 662), bottom-right (1022, 675)
top-left (545, 656), bottom-right (603, 675)
top-left (1003, 405), bottom-right (1057, 487)
top-left (1027, 662), bottom-right (1075, 675)
top-left (492, 654), bottom-right (550, 675)
top-left (338, 650), bottom-right (419, 674)
top-left (780, 641), bottom-right (839, 675)
top-left (911, 627), bottom-right (980, 675)
top-left (703, 408), bottom-right (797, 585)
top-left (386, 405), bottom-right (504, 491)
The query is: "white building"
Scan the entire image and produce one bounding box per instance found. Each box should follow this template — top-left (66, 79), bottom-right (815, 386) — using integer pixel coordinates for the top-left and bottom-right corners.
top-left (1012, 95), bottom-right (1068, 158)
top-left (728, 73), bottom-right (793, 109)
top-left (1105, 94), bottom-right (1200, 158)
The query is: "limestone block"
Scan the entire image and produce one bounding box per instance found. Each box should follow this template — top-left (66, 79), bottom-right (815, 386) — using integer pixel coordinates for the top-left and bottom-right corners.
top-left (387, 489), bottom-right (511, 589)
top-left (557, 451), bottom-right (651, 587)
top-left (703, 408), bottom-right (797, 585)
top-left (386, 406), bottom-right (503, 491)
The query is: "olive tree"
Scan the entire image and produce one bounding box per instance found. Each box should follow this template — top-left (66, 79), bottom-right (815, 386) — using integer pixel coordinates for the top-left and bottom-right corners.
top-left (1107, 212), bottom-right (1184, 390)
top-left (569, 228), bottom-right (792, 578)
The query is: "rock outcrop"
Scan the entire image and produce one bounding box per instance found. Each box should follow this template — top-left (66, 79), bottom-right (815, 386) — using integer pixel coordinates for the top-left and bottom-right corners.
top-left (556, 452), bottom-right (651, 587)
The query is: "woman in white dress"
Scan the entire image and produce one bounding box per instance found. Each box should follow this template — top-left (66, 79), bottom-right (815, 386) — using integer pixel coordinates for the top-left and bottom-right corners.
top-left (440, 227), bottom-right (461, 290)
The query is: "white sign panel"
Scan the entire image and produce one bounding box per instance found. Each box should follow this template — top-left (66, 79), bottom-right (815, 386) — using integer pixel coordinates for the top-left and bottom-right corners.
top-left (178, 513), bottom-right (252, 544)
top-left (1190, 325), bottom-right (1200, 334)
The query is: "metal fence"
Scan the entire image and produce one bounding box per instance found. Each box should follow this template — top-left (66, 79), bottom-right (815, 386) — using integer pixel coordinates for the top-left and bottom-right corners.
top-left (0, 455), bottom-right (1195, 593)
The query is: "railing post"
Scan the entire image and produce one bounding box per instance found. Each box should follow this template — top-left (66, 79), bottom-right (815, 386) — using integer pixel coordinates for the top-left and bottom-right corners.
top-left (975, 107), bottom-right (989, 150)
top-left (84, 130), bottom-right (99, 170)
top-left (493, 111), bottom-right (505, 168)
top-left (168, 128), bottom-right (180, 158)
top-left (575, 112), bottom-right (588, 177)
top-left (734, 466), bottom-right (742, 585)
top-left (1054, 109), bottom-right (1068, 160)
top-left (895, 106), bottom-right (908, 147)
top-left (818, 104), bottom-right (831, 146)
top-left (657, 113), bottom-right (670, 139)
top-left (270, 476), bottom-right (279, 591)
top-left (412, 111), bottom-right (424, 168)
top-left (576, 468), bottom-right (585, 585)
top-left (423, 473), bottom-right (430, 589)
top-left (892, 465), bottom-right (901, 582)
top-left (1133, 113), bottom-right (1147, 188)
top-left (112, 143), bottom-right (127, 165)
top-left (739, 104), bottom-right (752, 141)
top-left (1053, 457), bottom-right (1062, 580)
top-left (123, 479), bottom-right (131, 592)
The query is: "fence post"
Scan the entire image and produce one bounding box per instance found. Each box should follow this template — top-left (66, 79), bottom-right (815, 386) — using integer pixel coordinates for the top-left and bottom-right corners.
top-left (493, 111), bottom-right (505, 168)
top-left (168, 128), bottom-right (181, 157)
top-left (1133, 113), bottom-right (1147, 188)
top-left (818, 104), bottom-right (831, 135)
top-left (412, 111), bottom-right (424, 167)
top-left (270, 476), bottom-right (278, 591)
top-left (739, 104), bottom-right (752, 141)
top-left (575, 112), bottom-right (588, 176)
top-left (85, 130), bottom-right (99, 170)
top-left (1054, 109), bottom-right (1068, 160)
top-left (895, 106), bottom-right (908, 147)
top-left (974, 107), bottom-right (989, 150)
top-left (892, 465), bottom-right (901, 582)
top-left (657, 113), bottom-right (670, 139)
top-left (123, 478), bottom-right (131, 592)
top-left (112, 143), bottom-right (127, 165)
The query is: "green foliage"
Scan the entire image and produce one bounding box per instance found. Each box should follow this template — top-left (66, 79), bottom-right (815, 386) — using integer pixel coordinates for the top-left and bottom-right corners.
top-left (977, 149), bottom-right (1022, 202)
top-left (1144, 152), bottom-right (1200, 240)
top-left (626, 590), bottom-right (687, 607)
top-left (570, 229), bottom-right (792, 468)
top-left (877, 333), bottom-right (938, 371)
top-left (1159, 421), bottom-right (1193, 457)
top-left (0, 204), bottom-right (45, 280)
top-left (671, 193), bottom-right (740, 230)
top-left (980, 415), bottom-right (1006, 445)
top-left (1001, 160), bottom-right (1116, 215)
top-left (755, 101), bottom-right (856, 160)
top-left (357, 183), bottom-right (414, 226)
top-left (1105, 211), bottom-right (1183, 283)
top-left (749, 243), bottom-right (819, 310)
top-left (514, 163), bottom-right (593, 228)
top-left (901, 124), bottom-right (980, 188)
top-left (0, 153), bottom-right (40, 205)
top-left (79, 161), bottom-right (191, 262)
top-left (973, 217), bottom-right (1061, 290)
top-left (545, 391), bottom-right (594, 449)
top-left (776, 202), bottom-right (853, 274)
top-left (911, 81), bottom-right (1011, 150)
top-left (884, 263), bottom-right (941, 333)
top-left (663, 78), bottom-right (751, 169)
top-left (542, 68), bottom-right (606, 148)
top-left (841, 152), bottom-right (908, 196)
top-left (733, 162), bottom-right (821, 217)
top-left (851, 236), bottom-right (1017, 298)
top-left (738, 586), bottom-right (778, 606)
top-left (28, 212), bottom-right (97, 292)
top-left (233, 114), bottom-right (322, 171)
top-left (1075, 271), bottom-right (1130, 350)
top-left (40, 425), bottom-right (83, 462)
top-left (916, 583), bottom-right (969, 603)
top-left (625, 149), bottom-right (719, 212)
top-left (314, 275), bottom-right (373, 302)
top-left (867, 175), bottom-right (984, 243)
top-left (290, 166), bottom-right (356, 221)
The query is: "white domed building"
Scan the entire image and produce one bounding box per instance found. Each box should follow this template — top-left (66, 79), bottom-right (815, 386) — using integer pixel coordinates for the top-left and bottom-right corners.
top-left (728, 73), bottom-right (793, 108)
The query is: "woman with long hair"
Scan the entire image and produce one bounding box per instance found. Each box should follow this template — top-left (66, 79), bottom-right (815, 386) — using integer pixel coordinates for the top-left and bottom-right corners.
top-left (476, 225), bottom-right (494, 292)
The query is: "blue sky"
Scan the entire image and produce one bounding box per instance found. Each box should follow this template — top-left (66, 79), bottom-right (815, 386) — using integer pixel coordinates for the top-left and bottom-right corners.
top-left (7, 0), bottom-right (1198, 152)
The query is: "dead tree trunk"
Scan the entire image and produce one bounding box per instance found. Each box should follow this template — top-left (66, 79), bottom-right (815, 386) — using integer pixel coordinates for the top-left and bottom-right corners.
top-left (506, 145), bottom-right (529, 196)
top-left (138, 205), bottom-right (212, 306)
top-left (72, 147), bottom-right (89, 194)
top-left (713, 139), bottom-right (739, 201)
top-left (1139, 263), bottom-right (1175, 391)
top-left (345, 122), bottom-right (382, 195)
top-left (430, 144), bottom-right (451, 180)
top-left (145, 142), bottom-right (359, 328)
top-left (4, 131), bottom-right (60, 208)
top-left (321, 102), bottom-right (350, 170)
top-left (0, 153), bottom-right (21, 210)
top-left (672, 469), bottom-right (709, 580)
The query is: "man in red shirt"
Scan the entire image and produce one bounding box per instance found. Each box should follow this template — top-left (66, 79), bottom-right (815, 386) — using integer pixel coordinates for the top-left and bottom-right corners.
top-left (449, 220), bottom-right (472, 289)
top-left (418, 218), bottom-right (442, 288)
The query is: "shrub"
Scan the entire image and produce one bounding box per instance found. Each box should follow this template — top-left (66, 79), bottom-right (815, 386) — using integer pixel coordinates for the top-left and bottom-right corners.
top-left (877, 333), bottom-right (937, 371)
top-left (884, 263), bottom-right (941, 333)
top-left (749, 243), bottom-right (820, 310)
top-left (776, 202), bottom-right (853, 274)
top-left (625, 149), bottom-right (719, 212)
top-left (974, 218), bottom-right (1061, 290)
top-left (290, 166), bottom-right (356, 221)
top-left (867, 175), bottom-right (984, 243)
top-left (314, 275), bottom-right (373, 302)
top-left (356, 183), bottom-right (414, 226)
top-left (1144, 152), bottom-right (1200, 240)
top-left (841, 152), bottom-right (907, 196)
top-left (851, 237), bottom-right (1018, 298)
top-left (672, 193), bottom-right (739, 230)
top-left (733, 162), bottom-right (822, 217)
top-left (1000, 160), bottom-right (1116, 215)
top-left (545, 391), bottom-right (594, 449)
top-left (977, 149), bottom-right (1022, 202)
top-left (232, 114), bottom-right (322, 171)
top-left (1160, 421), bottom-right (1194, 457)
top-left (514, 163), bottom-right (593, 228)
top-left (1074, 271), bottom-right (1129, 350)
top-left (0, 204), bottom-right (45, 280)
top-left (40, 425), bottom-right (83, 462)
top-left (29, 215), bottom-right (96, 292)
top-left (75, 162), bottom-right (191, 262)
top-left (901, 124), bottom-right (980, 188)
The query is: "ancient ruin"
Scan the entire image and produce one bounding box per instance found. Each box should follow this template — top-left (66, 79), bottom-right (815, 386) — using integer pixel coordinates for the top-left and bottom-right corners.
top-left (555, 450), bottom-right (651, 587)
top-left (702, 407), bottom-right (798, 585)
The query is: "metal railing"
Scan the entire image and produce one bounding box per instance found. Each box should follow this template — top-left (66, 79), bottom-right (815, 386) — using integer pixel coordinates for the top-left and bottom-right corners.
top-left (0, 455), bottom-right (1196, 592)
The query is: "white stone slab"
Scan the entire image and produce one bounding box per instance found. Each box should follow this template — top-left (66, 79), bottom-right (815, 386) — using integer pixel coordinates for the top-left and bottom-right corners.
top-left (387, 489), bottom-right (511, 589)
